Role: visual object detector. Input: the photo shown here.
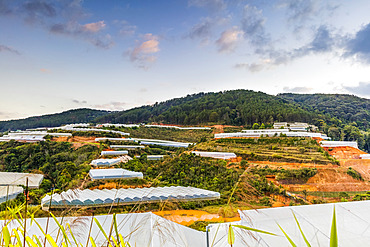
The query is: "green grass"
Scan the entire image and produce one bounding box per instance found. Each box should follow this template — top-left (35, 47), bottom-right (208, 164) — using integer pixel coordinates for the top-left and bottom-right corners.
top-left (195, 137), bottom-right (337, 164)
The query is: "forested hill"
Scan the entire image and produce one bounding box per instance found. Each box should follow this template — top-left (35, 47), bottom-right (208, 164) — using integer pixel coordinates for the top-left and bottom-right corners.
top-left (95, 90), bottom-right (321, 126)
top-left (279, 93), bottom-right (370, 130)
top-left (0, 108), bottom-right (110, 132)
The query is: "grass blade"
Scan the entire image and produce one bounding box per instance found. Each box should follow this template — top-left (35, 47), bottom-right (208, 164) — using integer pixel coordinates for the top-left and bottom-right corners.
top-left (93, 218), bottom-right (112, 247)
top-left (90, 237), bottom-right (97, 247)
top-left (277, 223), bottom-right (297, 247)
top-left (13, 229), bottom-right (23, 247)
top-left (25, 236), bottom-right (38, 247)
top-left (50, 213), bottom-right (70, 246)
top-left (45, 235), bottom-right (58, 247)
top-left (118, 234), bottom-right (127, 247)
top-left (3, 225), bottom-right (11, 247)
top-left (66, 223), bottom-right (78, 247)
top-left (292, 212), bottom-right (311, 247)
top-left (232, 225), bottom-right (277, 236)
top-left (330, 207), bottom-right (338, 247)
top-left (33, 235), bottom-right (43, 247)
top-left (227, 225), bottom-right (235, 246)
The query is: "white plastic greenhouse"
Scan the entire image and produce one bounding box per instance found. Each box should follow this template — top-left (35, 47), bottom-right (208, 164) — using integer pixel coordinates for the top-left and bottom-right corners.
top-left (110, 145), bottom-right (145, 149)
top-left (0, 172), bottom-right (44, 188)
top-left (101, 150), bottom-right (129, 156)
top-left (192, 151), bottom-right (237, 159)
top-left (0, 186), bottom-right (23, 203)
top-left (41, 186), bottom-right (220, 209)
top-left (90, 158), bottom-right (122, 167)
top-left (89, 168), bottom-right (143, 180)
top-left (0, 212), bottom-right (205, 247)
top-left (95, 137), bottom-right (137, 142)
top-left (207, 200), bottom-right (370, 246)
top-left (320, 141), bottom-right (359, 149)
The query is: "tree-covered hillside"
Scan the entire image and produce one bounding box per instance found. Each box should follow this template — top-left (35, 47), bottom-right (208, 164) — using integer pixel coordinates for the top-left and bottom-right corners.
top-left (95, 90), bottom-right (320, 126)
top-left (0, 108), bottom-right (110, 132)
top-left (279, 93), bottom-right (370, 130)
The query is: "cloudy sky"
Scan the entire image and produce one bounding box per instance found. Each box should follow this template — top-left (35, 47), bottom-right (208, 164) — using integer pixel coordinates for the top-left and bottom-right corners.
top-left (1, 0), bottom-right (370, 120)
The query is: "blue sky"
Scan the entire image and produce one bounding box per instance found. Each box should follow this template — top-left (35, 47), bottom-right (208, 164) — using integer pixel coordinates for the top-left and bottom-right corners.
top-left (1, 0), bottom-right (370, 120)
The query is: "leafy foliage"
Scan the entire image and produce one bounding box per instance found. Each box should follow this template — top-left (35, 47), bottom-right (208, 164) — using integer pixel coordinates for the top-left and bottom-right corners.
top-left (0, 108), bottom-right (109, 132)
top-left (95, 90), bottom-right (319, 126)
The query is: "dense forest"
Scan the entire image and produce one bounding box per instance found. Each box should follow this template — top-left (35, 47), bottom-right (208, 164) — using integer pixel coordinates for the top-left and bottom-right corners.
top-left (279, 93), bottom-right (370, 130)
top-left (95, 90), bottom-right (319, 126)
top-left (0, 108), bottom-right (110, 132)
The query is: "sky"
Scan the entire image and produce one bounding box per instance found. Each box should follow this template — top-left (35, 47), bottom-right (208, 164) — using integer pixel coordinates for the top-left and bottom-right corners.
top-left (1, 0), bottom-right (370, 121)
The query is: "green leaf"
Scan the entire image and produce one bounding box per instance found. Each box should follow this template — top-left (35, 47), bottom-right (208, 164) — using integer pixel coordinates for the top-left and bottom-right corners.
top-left (330, 207), bottom-right (338, 247)
top-left (33, 235), bottom-right (43, 247)
top-left (227, 225), bottom-right (235, 246)
top-left (232, 225), bottom-right (277, 236)
top-left (13, 229), bottom-right (23, 247)
top-left (94, 217), bottom-right (112, 247)
top-left (46, 235), bottom-right (58, 247)
top-left (90, 237), bottom-right (97, 247)
top-left (3, 225), bottom-right (11, 247)
top-left (277, 223), bottom-right (297, 247)
top-left (50, 213), bottom-right (71, 246)
top-left (118, 234), bottom-right (127, 247)
top-left (292, 212), bottom-right (311, 247)
top-left (25, 236), bottom-right (38, 247)
top-left (66, 223), bottom-right (78, 247)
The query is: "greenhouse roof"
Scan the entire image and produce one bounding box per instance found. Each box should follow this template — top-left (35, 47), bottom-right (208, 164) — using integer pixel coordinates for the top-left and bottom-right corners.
top-left (208, 200), bottom-right (370, 246)
top-left (41, 186), bottom-right (220, 209)
top-left (0, 186), bottom-right (23, 203)
top-left (0, 212), bottom-right (205, 247)
top-left (101, 150), bottom-right (129, 156)
top-left (89, 168), bottom-right (143, 180)
top-left (0, 172), bottom-right (44, 188)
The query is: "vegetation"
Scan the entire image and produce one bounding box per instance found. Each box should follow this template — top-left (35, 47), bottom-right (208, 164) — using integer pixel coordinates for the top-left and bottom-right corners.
top-left (347, 167), bottom-right (363, 180)
top-left (102, 125), bottom-right (214, 143)
top-left (196, 137), bottom-right (338, 164)
top-left (0, 108), bottom-right (109, 132)
top-left (0, 141), bottom-right (100, 203)
top-left (95, 90), bottom-right (319, 126)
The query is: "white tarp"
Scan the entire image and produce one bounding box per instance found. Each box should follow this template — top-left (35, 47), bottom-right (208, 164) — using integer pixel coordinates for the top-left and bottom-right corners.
top-left (89, 168), bottom-right (143, 180)
top-left (192, 151), bottom-right (237, 160)
top-left (101, 151), bottom-right (129, 156)
top-left (0, 186), bottom-right (23, 203)
top-left (41, 186), bottom-right (220, 209)
top-left (0, 212), bottom-right (205, 247)
top-left (0, 172), bottom-right (44, 188)
top-left (208, 200), bottom-right (370, 246)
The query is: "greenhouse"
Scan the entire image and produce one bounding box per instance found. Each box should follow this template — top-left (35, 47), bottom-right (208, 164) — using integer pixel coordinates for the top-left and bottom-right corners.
top-left (207, 200), bottom-right (370, 246)
top-left (89, 168), bottom-right (143, 180)
top-left (0, 186), bottom-right (23, 203)
top-left (41, 186), bottom-right (220, 209)
top-left (0, 172), bottom-right (44, 188)
top-left (101, 150), bottom-right (129, 156)
top-left (110, 145), bottom-right (145, 149)
top-left (320, 141), bottom-right (359, 149)
top-left (95, 137), bottom-right (137, 142)
top-left (90, 158), bottom-right (122, 167)
top-left (192, 151), bottom-right (237, 159)
top-left (0, 212), bottom-right (205, 247)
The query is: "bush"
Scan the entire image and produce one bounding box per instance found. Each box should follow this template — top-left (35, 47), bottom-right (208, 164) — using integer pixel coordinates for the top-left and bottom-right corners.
top-left (347, 167), bottom-right (363, 180)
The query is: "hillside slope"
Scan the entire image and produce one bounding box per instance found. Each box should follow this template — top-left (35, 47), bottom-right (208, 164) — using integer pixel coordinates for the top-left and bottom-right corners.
top-left (279, 93), bottom-right (370, 130)
top-left (95, 90), bottom-right (321, 126)
top-left (0, 108), bottom-right (110, 132)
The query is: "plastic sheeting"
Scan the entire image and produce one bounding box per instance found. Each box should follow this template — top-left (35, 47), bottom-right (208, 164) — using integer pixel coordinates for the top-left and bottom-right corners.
top-left (89, 168), bottom-right (143, 180)
top-left (91, 158), bottom-right (121, 166)
top-left (41, 186), bottom-right (220, 209)
top-left (320, 141), bottom-right (358, 149)
top-left (192, 151), bottom-right (237, 159)
top-left (0, 186), bottom-right (23, 203)
top-left (0, 212), bottom-right (205, 247)
top-left (0, 172), bottom-right (44, 188)
top-left (208, 200), bottom-right (370, 246)
top-left (110, 145), bottom-right (145, 149)
top-left (101, 150), bottom-right (129, 156)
